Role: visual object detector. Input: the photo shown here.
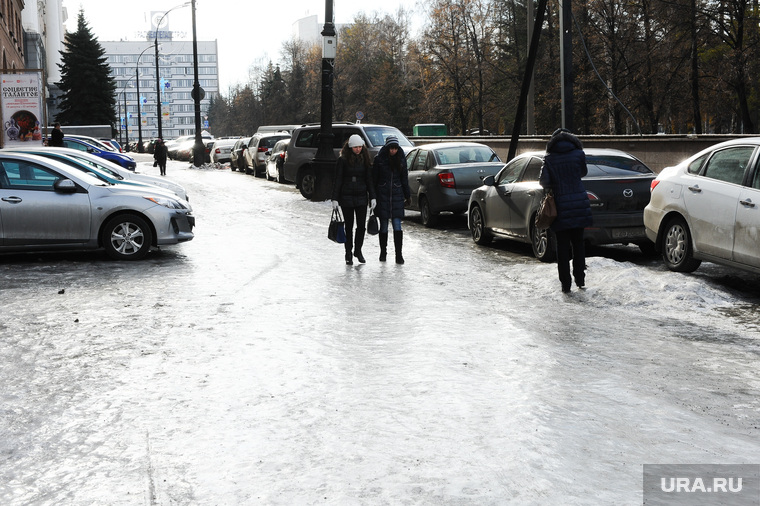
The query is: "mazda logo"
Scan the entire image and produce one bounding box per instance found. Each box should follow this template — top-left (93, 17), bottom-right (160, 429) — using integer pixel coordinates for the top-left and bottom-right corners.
top-left (623, 189), bottom-right (634, 198)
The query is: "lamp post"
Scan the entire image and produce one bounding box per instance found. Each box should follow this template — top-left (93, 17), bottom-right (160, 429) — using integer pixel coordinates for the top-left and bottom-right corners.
top-left (311, 0), bottom-right (336, 200)
top-left (154, 2), bottom-right (191, 141)
top-left (190, 0), bottom-right (205, 167)
top-left (136, 45), bottom-right (153, 153)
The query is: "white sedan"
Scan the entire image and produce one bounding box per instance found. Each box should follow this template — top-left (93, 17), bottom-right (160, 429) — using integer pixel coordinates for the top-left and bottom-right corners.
top-left (644, 137), bottom-right (760, 274)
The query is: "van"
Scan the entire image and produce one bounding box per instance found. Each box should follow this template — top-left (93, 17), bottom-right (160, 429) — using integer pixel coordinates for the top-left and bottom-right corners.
top-left (256, 124), bottom-right (300, 135)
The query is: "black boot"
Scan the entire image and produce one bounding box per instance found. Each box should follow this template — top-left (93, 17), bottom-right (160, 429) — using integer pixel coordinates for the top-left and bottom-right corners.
top-left (353, 229), bottom-right (366, 263)
top-left (393, 230), bottom-right (404, 264)
top-left (379, 232), bottom-right (388, 262)
top-left (344, 234), bottom-right (353, 265)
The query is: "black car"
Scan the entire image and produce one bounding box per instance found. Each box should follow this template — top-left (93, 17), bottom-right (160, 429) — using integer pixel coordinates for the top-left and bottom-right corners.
top-left (468, 148), bottom-right (656, 261)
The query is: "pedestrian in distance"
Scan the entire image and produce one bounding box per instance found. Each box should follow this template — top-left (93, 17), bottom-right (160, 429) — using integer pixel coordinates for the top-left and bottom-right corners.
top-left (539, 128), bottom-right (593, 293)
top-left (49, 122), bottom-right (64, 147)
top-left (331, 134), bottom-right (376, 265)
top-left (373, 135), bottom-right (411, 264)
top-left (153, 138), bottom-right (168, 176)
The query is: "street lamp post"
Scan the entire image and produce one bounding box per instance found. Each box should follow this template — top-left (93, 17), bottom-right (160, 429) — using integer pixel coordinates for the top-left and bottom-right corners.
top-left (136, 45), bottom-right (153, 153)
top-left (190, 0), bottom-right (205, 167)
top-left (154, 2), bottom-right (191, 141)
top-left (311, 0), bottom-right (336, 200)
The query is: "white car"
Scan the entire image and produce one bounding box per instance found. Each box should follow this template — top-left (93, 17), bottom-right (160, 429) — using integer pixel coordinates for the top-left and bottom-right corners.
top-left (5, 147), bottom-right (189, 201)
top-left (0, 152), bottom-right (194, 260)
top-left (644, 137), bottom-right (760, 274)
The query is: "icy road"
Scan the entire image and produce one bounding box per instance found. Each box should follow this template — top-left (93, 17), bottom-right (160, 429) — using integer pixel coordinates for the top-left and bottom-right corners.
top-left (1, 155), bottom-right (759, 505)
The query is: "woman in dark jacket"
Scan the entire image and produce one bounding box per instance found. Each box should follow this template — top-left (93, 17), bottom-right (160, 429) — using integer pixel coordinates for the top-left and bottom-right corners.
top-left (153, 139), bottom-right (168, 176)
top-left (539, 128), bottom-right (593, 292)
top-left (373, 135), bottom-right (411, 264)
top-left (332, 134), bottom-right (376, 264)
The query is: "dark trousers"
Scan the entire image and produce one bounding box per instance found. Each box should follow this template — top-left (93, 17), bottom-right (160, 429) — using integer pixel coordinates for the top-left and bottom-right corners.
top-left (554, 228), bottom-right (586, 288)
top-left (341, 205), bottom-right (367, 252)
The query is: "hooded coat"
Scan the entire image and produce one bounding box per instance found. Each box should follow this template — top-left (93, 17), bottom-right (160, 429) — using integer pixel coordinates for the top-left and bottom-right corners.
top-left (373, 144), bottom-right (410, 220)
top-left (538, 130), bottom-right (593, 231)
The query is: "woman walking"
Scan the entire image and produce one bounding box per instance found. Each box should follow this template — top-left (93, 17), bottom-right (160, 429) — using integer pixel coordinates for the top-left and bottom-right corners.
top-left (539, 128), bottom-right (593, 293)
top-left (373, 135), bottom-right (411, 264)
top-left (153, 138), bottom-right (168, 176)
top-left (331, 135), bottom-right (376, 265)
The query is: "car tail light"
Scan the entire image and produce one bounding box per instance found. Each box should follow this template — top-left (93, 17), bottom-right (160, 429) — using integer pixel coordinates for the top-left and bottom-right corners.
top-left (258, 146), bottom-right (268, 152)
top-left (279, 153), bottom-right (285, 159)
top-left (438, 171), bottom-right (455, 188)
top-left (215, 148), bottom-right (221, 154)
top-left (650, 179), bottom-right (660, 191)
top-left (586, 191), bottom-right (600, 201)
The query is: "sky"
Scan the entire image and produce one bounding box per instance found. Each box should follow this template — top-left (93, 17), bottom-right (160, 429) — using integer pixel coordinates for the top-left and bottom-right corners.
top-left (62, 0), bottom-right (417, 93)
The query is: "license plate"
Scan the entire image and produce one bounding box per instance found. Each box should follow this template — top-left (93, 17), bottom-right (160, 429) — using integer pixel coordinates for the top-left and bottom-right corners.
top-left (611, 227), bottom-right (645, 239)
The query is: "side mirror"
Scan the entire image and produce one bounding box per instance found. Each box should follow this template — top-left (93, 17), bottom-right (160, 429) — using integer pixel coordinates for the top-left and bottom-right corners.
top-left (483, 174), bottom-right (495, 186)
top-left (54, 178), bottom-right (78, 193)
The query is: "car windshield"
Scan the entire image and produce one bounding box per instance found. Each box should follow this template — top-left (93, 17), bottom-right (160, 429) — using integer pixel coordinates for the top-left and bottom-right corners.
top-left (362, 127), bottom-right (414, 148)
top-left (435, 145), bottom-right (500, 165)
top-left (586, 155), bottom-right (653, 176)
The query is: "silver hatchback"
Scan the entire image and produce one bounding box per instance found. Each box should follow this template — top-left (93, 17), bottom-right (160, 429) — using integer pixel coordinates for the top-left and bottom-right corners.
top-left (0, 152), bottom-right (194, 260)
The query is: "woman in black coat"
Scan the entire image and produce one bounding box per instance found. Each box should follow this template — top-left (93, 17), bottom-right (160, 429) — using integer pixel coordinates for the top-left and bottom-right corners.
top-left (539, 128), bottom-right (593, 292)
top-left (373, 135), bottom-right (411, 264)
top-left (331, 134), bottom-right (376, 264)
top-left (153, 139), bottom-right (168, 176)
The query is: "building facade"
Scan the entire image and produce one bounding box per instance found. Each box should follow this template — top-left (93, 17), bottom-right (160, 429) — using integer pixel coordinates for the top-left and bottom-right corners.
top-left (102, 39), bottom-right (219, 145)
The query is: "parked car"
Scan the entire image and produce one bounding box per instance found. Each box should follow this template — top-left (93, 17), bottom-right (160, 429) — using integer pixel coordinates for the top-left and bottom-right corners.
top-left (244, 133), bottom-right (291, 177)
top-left (63, 134), bottom-right (117, 152)
top-left (404, 142), bottom-right (503, 226)
top-left (265, 138), bottom-right (290, 183)
top-left (209, 138), bottom-right (239, 164)
top-left (468, 148), bottom-right (656, 262)
top-left (644, 137), bottom-right (760, 274)
top-left (283, 122), bottom-right (414, 199)
top-left (0, 152), bottom-right (194, 260)
top-left (166, 135), bottom-right (194, 159)
top-left (100, 138), bottom-right (123, 152)
top-left (230, 137), bottom-right (251, 172)
top-left (4, 146), bottom-right (189, 201)
top-left (60, 137), bottom-right (137, 170)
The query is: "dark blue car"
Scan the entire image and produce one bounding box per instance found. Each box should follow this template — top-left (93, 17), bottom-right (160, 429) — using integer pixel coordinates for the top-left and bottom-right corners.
top-left (60, 137), bottom-right (137, 170)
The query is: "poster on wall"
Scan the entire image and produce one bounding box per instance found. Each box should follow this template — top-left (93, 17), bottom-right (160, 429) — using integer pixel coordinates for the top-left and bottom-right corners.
top-left (1, 73), bottom-right (43, 147)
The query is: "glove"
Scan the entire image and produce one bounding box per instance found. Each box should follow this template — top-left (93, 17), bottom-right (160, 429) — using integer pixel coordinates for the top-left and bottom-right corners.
top-left (370, 199), bottom-right (376, 211)
top-left (404, 197), bottom-right (411, 206)
top-left (332, 200), bottom-right (339, 210)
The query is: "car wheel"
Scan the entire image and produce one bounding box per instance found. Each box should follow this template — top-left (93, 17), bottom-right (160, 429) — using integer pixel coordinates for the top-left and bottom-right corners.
top-left (419, 196), bottom-right (438, 227)
top-left (102, 214), bottom-right (153, 261)
top-left (531, 222), bottom-right (556, 262)
top-left (469, 205), bottom-right (492, 245)
top-left (244, 161), bottom-right (253, 175)
top-left (299, 167), bottom-right (317, 199)
top-left (662, 217), bottom-right (701, 272)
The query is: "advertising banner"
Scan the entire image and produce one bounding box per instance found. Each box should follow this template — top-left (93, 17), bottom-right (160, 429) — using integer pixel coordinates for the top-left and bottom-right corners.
top-left (1, 73), bottom-right (43, 147)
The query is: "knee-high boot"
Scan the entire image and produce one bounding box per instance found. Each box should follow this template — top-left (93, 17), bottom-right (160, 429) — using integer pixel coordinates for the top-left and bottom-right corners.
top-left (378, 232), bottom-right (388, 262)
top-left (393, 230), bottom-right (404, 264)
top-left (344, 232), bottom-right (353, 265)
top-left (354, 229), bottom-right (366, 263)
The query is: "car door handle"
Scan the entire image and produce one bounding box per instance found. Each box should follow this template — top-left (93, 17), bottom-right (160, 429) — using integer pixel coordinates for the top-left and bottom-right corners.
top-left (740, 198), bottom-right (756, 207)
top-left (687, 185), bottom-right (702, 193)
top-left (416, 177), bottom-right (422, 182)
top-left (1, 196), bottom-right (22, 203)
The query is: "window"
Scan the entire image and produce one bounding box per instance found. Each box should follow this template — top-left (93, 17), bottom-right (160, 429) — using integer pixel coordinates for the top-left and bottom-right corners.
top-left (0, 160), bottom-right (62, 191)
top-left (521, 157), bottom-right (544, 182)
top-left (702, 147), bottom-right (755, 185)
top-left (412, 151), bottom-right (429, 171)
top-left (496, 158), bottom-right (528, 185)
top-left (687, 154), bottom-right (708, 174)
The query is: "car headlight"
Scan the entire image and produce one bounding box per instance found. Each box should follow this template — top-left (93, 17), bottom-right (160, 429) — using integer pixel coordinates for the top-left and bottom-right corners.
top-left (143, 196), bottom-right (188, 209)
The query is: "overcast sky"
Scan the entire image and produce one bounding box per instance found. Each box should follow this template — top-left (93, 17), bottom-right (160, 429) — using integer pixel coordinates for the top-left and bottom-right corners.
top-left (61, 0), bottom-right (417, 92)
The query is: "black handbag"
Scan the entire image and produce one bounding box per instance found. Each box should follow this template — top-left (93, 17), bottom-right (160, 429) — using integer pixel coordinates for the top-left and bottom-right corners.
top-left (328, 208), bottom-right (346, 243)
top-left (367, 210), bottom-right (379, 235)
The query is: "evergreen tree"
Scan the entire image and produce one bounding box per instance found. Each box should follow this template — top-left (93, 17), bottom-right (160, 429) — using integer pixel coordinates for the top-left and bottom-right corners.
top-left (55, 10), bottom-right (117, 126)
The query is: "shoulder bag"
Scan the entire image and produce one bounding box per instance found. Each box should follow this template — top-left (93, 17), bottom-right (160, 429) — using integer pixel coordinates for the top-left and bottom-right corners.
top-left (535, 190), bottom-right (557, 229)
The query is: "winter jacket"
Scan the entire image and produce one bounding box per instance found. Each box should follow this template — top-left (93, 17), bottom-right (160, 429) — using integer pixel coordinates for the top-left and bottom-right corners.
top-left (538, 131), bottom-right (593, 231)
top-left (331, 154), bottom-right (375, 208)
top-left (373, 145), bottom-right (410, 220)
top-left (154, 143), bottom-right (168, 165)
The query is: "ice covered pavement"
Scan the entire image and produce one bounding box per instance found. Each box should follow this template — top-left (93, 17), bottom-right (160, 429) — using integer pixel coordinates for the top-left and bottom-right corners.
top-left (1, 157), bottom-right (759, 504)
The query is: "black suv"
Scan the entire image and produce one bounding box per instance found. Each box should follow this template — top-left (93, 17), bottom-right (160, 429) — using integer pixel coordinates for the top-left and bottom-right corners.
top-left (282, 122), bottom-right (413, 199)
